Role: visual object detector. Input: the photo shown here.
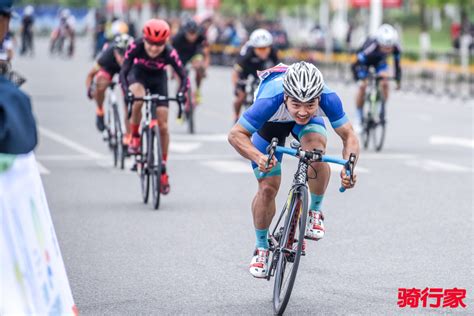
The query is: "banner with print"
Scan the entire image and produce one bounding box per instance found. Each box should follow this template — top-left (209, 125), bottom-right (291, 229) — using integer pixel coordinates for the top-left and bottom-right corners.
top-left (0, 153), bottom-right (77, 315)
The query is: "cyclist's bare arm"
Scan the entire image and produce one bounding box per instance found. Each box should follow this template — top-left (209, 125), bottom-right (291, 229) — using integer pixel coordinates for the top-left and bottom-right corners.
top-left (85, 63), bottom-right (100, 88)
top-left (228, 124), bottom-right (276, 172)
top-left (335, 122), bottom-right (360, 161)
top-left (335, 122), bottom-right (359, 188)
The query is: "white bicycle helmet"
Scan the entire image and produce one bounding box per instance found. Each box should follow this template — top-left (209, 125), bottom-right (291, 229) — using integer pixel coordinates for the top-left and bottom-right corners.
top-left (24, 5), bottom-right (34, 16)
top-left (114, 33), bottom-right (132, 52)
top-left (375, 24), bottom-right (399, 47)
top-left (283, 62), bottom-right (324, 102)
top-left (249, 28), bottom-right (273, 48)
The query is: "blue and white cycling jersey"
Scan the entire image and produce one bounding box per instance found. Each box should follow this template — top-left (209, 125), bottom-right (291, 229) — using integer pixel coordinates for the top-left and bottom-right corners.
top-left (237, 66), bottom-right (349, 134)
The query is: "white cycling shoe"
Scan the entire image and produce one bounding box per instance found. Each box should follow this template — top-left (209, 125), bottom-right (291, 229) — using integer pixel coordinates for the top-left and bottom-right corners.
top-left (305, 210), bottom-right (325, 240)
top-left (249, 248), bottom-right (269, 278)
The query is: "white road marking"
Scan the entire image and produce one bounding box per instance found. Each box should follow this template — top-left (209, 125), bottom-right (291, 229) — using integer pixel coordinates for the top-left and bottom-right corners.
top-left (405, 159), bottom-right (472, 172)
top-left (200, 160), bottom-right (250, 173)
top-left (416, 114), bottom-right (433, 122)
top-left (36, 155), bottom-right (96, 161)
top-left (429, 136), bottom-right (474, 149)
top-left (39, 127), bottom-right (105, 159)
top-left (356, 153), bottom-right (416, 160)
top-left (172, 133), bottom-right (228, 142)
top-left (171, 154), bottom-right (238, 161)
top-left (36, 161), bottom-right (50, 175)
top-left (169, 142), bottom-right (202, 153)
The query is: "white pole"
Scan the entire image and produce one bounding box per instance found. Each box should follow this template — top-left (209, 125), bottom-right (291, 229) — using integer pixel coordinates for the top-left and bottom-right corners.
top-left (197, 0), bottom-right (206, 16)
top-left (369, 0), bottom-right (382, 35)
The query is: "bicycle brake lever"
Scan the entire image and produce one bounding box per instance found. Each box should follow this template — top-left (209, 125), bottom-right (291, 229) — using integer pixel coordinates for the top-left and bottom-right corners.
top-left (261, 138), bottom-right (279, 176)
top-left (339, 154), bottom-right (357, 193)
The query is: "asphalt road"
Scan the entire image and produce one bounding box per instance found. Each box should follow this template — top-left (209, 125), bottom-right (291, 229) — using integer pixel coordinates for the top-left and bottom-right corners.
top-left (14, 38), bottom-right (473, 315)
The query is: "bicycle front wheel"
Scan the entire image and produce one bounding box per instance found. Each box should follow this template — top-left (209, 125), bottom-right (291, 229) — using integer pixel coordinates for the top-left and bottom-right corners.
top-left (273, 188), bottom-right (308, 315)
top-left (139, 126), bottom-right (150, 204)
top-left (151, 125), bottom-right (163, 210)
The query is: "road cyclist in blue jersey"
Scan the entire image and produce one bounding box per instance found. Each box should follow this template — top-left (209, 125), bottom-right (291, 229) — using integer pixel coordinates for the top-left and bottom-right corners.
top-left (351, 24), bottom-right (402, 133)
top-left (228, 61), bottom-right (360, 278)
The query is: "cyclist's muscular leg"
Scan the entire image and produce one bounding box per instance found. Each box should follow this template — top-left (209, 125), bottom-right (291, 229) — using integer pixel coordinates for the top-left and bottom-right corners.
top-left (300, 133), bottom-right (330, 195)
top-left (94, 75), bottom-right (110, 112)
top-left (129, 83), bottom-right (145, 126)
top-left (156, 107), bottom-right (169, 159)
top-left (356, 79), bottom-right (368, 109)
top-left (300, 129), bottom-right (329, 241)
top-left (252, 176), bottom-right (281, 229)
top-left (192, 60), bottom-right (205, 89)
top-left (378, 71), bottom-right (390, 102)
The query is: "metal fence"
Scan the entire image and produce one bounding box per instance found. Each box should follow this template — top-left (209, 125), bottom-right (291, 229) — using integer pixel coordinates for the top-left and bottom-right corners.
top-left (210, 44), bottom-right (474, 100)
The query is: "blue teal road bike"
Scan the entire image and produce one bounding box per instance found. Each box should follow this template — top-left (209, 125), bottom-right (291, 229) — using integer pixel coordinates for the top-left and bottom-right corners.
top-left (261, 138), bottom-right (356, 315)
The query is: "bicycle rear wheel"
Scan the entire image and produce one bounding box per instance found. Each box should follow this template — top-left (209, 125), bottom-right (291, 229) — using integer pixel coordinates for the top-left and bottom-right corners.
top-left (139, 126), bottom-right (150, 204)
top-left (113, 104), bottom-right (124, 169)
top-left (361, 118), bottom-right (371, 150)
top-left (273, 188), bottom-right (308, 315)
top-left (372, 101), bottom-right (386, 152)
top-left (150, 125), bottom-right (163, 210)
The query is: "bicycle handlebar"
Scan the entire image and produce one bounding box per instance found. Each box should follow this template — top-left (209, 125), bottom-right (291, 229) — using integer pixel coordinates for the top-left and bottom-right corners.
top-left (127, 92), bottom-right (184, 120)
top-left (261, 137), bottom-right (356, 193)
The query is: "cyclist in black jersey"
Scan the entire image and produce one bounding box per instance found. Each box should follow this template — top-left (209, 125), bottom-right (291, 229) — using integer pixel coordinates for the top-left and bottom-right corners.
top-left (232, 28), bottom-right (279, 122)
top-left (120, 19), bottom-right (189, 195)
top-left (171, 19), bottom-right (209, 104)
top-left (86, 34), bottom-right (132, 133)
top-left (351, 24), bottom-right (402, 130)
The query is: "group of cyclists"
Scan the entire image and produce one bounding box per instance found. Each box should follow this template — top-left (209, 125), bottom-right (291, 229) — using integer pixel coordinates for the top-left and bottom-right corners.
top-left (84, 13), bottom-right (402, 278)
top-left (85, 16), bottom-right (211, 194)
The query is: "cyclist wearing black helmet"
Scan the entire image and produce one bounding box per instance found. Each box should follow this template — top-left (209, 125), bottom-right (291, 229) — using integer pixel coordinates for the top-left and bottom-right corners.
top-left (171, 19), bottom-right (209, 104)
top-left (86, 33), bottom-right (132, 134)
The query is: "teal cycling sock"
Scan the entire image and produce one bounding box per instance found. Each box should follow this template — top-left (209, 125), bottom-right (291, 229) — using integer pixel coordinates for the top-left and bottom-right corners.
top-left (255, 228), bottom-right (269, 249)
top-left (309, 193), bottom-right (324, 211)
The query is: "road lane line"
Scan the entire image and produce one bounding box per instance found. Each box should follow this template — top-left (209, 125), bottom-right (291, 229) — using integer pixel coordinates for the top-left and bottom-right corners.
top-left (39, 127), bottom-right (105, 159)
top-left (201, 160), bottom-right (250, 173)
top-left (36, 155), bottom-right (96, 161)
top-left (171, 154), bottom-right (238, 161)
top-left (169, 142), bottom-right (202, 153)
top-left (355, 153), bottom-right (416, 160)
top-left (429, 136), bottom-right (474, 149)
top-left (172, 133), bottom-right (228, 142)
top-left (36, 161), bottom-right (50, 175)
top-left (405, 159), bottom-right (472, 172)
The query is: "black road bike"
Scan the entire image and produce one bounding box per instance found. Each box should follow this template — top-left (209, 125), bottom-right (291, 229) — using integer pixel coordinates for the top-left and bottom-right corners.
top-left (127, 92), bottom-right (183, 210)
top-left (262, 138), bottom-right (356, 315)
top-left (361, 71), bottom-right (396, 151)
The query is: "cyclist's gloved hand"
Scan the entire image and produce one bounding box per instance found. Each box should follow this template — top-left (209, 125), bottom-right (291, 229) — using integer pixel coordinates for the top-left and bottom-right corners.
top-left (340, 168), bottom-right (357, 190)
top-left (87, 85), bottom-right (94, 99)
top-left (125, 91), bottom-right (134, 103)
top-left (176, 91), bottom-right (186, 104)
top-left (257, 153), bottom-right (277, 173)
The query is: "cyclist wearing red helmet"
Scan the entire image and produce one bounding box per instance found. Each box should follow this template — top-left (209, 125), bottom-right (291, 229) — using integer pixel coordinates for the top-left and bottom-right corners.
top-left (120, 19), bottom-right (189, 195)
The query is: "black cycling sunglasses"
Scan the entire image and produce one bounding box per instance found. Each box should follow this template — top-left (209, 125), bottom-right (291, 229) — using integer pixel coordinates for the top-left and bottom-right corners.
top-left (144, 38), bottom-right (166, 47)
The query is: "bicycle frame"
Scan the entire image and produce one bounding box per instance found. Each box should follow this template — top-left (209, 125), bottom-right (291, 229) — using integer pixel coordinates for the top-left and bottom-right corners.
top-left (262, 138), bottom-right (356, 314)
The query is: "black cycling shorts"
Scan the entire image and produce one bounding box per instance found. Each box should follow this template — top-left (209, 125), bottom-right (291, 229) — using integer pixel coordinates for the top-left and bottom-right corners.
top-left (127, 66), bottom-right (169, 107)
